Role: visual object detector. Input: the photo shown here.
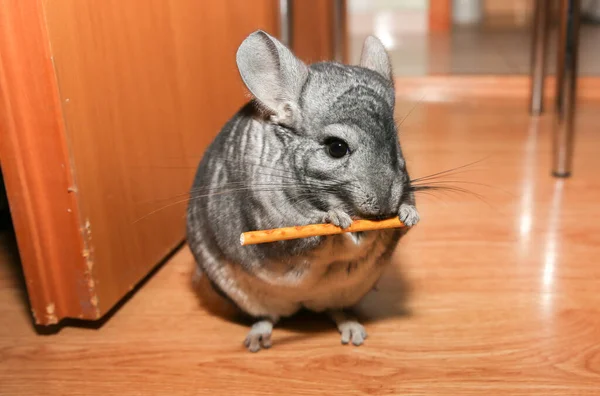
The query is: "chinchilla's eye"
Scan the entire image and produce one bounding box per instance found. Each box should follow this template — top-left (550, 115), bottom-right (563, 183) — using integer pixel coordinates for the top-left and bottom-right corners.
top-left (325, 138), bottom-right (349, 158)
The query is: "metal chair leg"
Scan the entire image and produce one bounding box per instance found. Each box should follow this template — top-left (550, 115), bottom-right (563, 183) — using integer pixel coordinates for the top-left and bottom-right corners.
top-left (332, 0), bottom-right (345, 63)
top-left (529, 0), bottom-right (550, 115)
top-left (553, 0), bottom-right (581, 178)
top-left (279, 0), bottom-right (293, 47)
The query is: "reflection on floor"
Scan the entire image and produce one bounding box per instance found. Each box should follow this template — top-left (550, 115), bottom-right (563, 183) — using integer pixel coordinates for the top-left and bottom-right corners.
top-left (2, 95), bottom-right (600, 394)
top-left (349, 9), bottom-right (600, 76)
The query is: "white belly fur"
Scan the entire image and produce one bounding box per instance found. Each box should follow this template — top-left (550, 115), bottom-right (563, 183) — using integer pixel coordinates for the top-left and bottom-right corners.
top-left (213, 231), bottom-right (394, 320)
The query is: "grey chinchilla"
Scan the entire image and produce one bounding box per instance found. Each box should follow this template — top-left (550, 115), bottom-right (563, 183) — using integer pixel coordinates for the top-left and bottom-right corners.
top-left (186, 30), bottom-right (419, 352)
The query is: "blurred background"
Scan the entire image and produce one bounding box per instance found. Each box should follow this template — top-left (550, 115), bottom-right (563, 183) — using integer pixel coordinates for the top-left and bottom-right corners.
top-left (349, 0), bottom-right (600, 75)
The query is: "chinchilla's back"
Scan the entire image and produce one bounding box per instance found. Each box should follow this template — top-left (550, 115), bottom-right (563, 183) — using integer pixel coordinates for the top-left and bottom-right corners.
top-left (186, 100), bottom-right (324, 273)
top-left (187, 102), bottom-right (272, 268)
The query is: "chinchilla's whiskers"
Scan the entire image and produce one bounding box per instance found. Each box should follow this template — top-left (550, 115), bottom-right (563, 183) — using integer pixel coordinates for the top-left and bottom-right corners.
top-left (138, 167), bottom-right (346, 209)
top-left (410, 169), bottom-right (477, 183)
top-left (251, 171), bottom-right (345, 190)
top-left (133, 183), bottom-right (336, 224)
top-left (396, 94), bottom-right (425, 128)
top-left (408, 156), bottom-right (512, 209)
top-left (410, 169), bottom-right (482, 185)
top-left (138, 180), bottom-right (310, 205)
top-left (411, 179), bottom-right (514, 197)
top-left (285, 192), bottom-right (325, 209)
top-left (188, 178), bottom-right (330, 195)
top-left (143, 144), bottom-right (493, 224)
top-left (410, 184), bottom-right (494, 208)
top-left (409, 157), bottom-right (490, 184)
top-left (412, 180), bottom-right (490, 187)
top-left (173, 189), bottom-right (322, 223)
top-left (411, 186), bottom-right (461, 201)
top-left (180, 166), bottom-right (342, 200)
top-left (409, 190), bottom-right (446, 203)
top-left (188, 183), bottom-right (320, 199)
top-left (212, 153), bottom-right (351, 187)
top-left (411, 184), bottom-right (482, 197)
top-left (197, 162), bottom-right (357, 195)
top-left (134, 188), bottom-right (296, 224)
top-left (189, 164), bottom-right (345, 193)
top-left (208, 155), bottom-right (296, 176)
top-left (149, 145), bottom-right (353, 206)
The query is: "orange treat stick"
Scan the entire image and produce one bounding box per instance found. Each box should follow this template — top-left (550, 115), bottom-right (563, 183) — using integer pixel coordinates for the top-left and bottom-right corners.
top-left (240, 217), bottom-right (406, 246)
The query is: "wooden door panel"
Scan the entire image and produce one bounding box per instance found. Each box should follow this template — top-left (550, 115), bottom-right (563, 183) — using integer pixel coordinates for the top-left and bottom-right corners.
top-left (0, 0), bottom-right (279, 325)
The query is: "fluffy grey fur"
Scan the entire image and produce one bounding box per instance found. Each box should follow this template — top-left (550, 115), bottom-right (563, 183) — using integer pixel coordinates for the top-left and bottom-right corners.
top-left (186, 31), bottom-right (419, 352)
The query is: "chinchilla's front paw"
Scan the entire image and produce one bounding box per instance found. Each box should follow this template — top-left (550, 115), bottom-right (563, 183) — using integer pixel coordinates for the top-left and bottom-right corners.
top-left (399, 204), bottom-right (420, 227)
top-left (323, 209), bottom-right (353, 229)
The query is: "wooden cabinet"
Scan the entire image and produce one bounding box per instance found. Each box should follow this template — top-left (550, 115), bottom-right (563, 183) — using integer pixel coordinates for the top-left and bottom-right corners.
top-left (0, 0), bottom-right (344, 326)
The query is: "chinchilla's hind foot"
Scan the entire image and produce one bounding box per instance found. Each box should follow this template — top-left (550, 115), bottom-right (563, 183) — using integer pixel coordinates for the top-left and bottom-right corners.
top-left (244, 320), bottom-right (274, 352)
top-left (329, 310), bottom-right (368, 346)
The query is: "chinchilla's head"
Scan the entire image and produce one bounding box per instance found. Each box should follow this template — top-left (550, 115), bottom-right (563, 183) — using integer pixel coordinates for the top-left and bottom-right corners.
top-left (236, 30), bottom-right (412, 220)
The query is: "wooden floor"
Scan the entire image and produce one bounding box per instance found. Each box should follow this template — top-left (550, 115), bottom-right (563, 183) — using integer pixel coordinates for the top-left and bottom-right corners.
top-left (2, 97), bottom-right (600, 395)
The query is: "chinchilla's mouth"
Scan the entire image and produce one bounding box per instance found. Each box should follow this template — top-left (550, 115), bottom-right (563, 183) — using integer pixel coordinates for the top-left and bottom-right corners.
top-left (373, 214), bottom-right (397, 221)
top-left (352, 213), bottom-right (396, 221)
top-left (353, 199), bottom-right (400, 221)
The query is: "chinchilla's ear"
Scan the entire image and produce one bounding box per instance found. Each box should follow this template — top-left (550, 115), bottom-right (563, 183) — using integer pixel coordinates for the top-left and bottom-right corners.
top-left (236, 30), bottom-right (308, 125)
top-left (359, 35), bottom-right (393, 83)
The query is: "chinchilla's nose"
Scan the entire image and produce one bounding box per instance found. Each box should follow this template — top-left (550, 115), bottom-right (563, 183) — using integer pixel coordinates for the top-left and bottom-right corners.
top-left (358, 169), bottom-right (402, 217)
top-left (371, 180), bottom-right (402, 218)
top-left (388, 178), bottom-right (405, 213)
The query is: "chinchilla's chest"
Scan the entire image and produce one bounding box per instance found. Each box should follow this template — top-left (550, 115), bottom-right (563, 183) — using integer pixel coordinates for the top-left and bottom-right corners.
top-left (298, 231), bottom-right (397, 310)
top-left (262, 230), bottom-right (396, 293)
top-left (240, 230), bottom-right (400, 314)
top-left (310, 231), bottom-right (394, 278)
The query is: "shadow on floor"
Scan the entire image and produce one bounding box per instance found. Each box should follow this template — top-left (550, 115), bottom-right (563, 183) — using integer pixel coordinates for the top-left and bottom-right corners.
top-left (0, 220), bottom-right (33, 326)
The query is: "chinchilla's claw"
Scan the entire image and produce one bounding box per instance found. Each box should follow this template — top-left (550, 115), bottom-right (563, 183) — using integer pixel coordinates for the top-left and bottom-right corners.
top-left (324, 209), bottom-right (353, 229)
